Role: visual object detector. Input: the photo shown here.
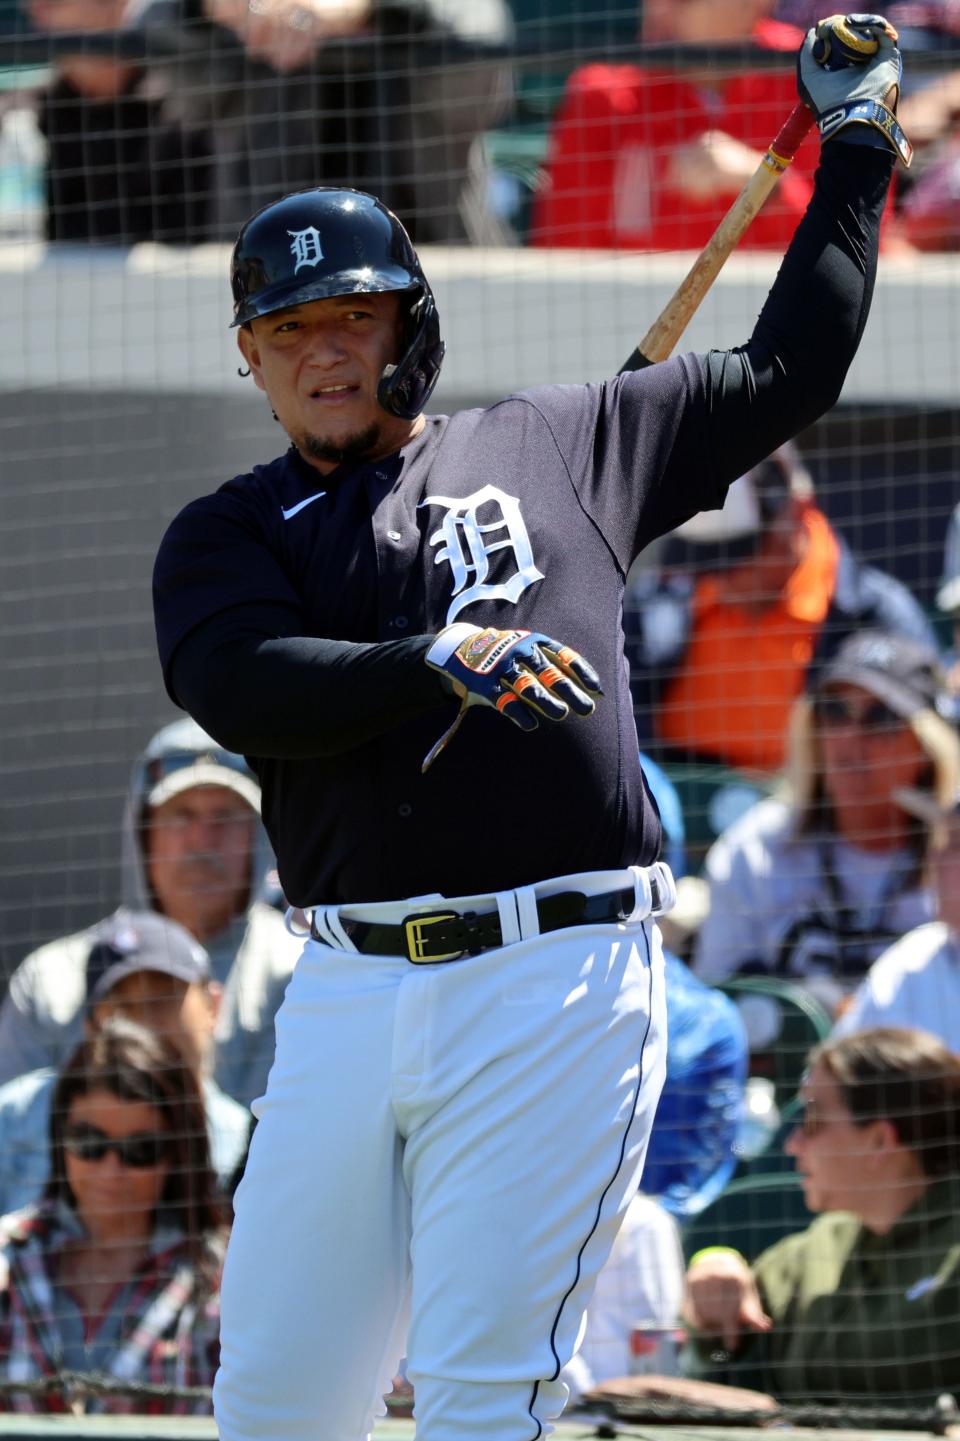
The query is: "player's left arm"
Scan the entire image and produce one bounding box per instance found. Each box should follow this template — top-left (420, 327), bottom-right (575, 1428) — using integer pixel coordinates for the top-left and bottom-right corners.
top-left (679, 15), bottom-right (906, 495)
top-left (587, 16), bottom-right (906, 555)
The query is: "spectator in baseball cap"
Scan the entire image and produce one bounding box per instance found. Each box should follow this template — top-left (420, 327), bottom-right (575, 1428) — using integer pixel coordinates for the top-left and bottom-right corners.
top-left (693, 630), bottom-right (960, 1012)
top-left (0, 718), bottom-right (301, 1108)
top-left (626, 442), bottom-right (938, 773)
top-left (0, 911), bottom-right (251, 1217)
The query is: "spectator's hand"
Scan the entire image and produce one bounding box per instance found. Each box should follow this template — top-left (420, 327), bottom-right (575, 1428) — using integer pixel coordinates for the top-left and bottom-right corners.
top-left (204, 0), bottom-right (369, 71)
top-left (666, 131), bottom-right (763, 202)
top-left (29, 0), bottom-right (126, 30)
top-left (683, 1250), bottom-right (772, 1352)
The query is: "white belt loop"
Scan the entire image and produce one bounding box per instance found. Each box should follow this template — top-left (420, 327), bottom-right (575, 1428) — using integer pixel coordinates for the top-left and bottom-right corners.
top-left (324, 906), bottom-right (358, 952)
top-left (627, 865), bottom-right (653, 922)
top-left (496, 893), bottom-right (522, 947)
top-left (284, 906), bottom-right (311, 939)
top-left (312, 906), bottom-right (358, 952)
top-left (651, 862), bottom-right (677, 915)
top-left (515, 885), bottom-right (540, 940)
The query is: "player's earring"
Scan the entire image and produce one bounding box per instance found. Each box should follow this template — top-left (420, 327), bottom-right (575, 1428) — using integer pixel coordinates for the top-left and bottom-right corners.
top-left (237, 365), bottom-right (251, 378)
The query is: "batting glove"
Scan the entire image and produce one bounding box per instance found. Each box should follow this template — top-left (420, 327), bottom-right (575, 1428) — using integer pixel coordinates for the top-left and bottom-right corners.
top-left (798, 14), bottom-right (912, 166)
top-left (422, 623), bottom-right (603, 772)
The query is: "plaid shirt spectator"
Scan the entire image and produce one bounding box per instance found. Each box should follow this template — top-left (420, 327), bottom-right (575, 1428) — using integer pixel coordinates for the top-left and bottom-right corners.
top-left (0, 1199), bottom-right (222, 1415)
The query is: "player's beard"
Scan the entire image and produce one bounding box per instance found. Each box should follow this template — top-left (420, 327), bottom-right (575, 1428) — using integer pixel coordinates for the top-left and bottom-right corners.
top-left (297, 422), bottom-right (383, 467)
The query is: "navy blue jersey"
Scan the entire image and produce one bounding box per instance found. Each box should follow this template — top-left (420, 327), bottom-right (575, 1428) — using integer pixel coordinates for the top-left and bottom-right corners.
top-left (154, 144), bottom-right (895, 906)
top-left (155, 360), bottom-right (723, 904)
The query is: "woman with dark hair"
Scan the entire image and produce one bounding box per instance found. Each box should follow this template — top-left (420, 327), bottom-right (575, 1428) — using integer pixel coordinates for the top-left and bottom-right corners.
top-left (0, 1018), bottom-right (225, 1414)
top-left (684, 1026), bottom-right (960, 1401)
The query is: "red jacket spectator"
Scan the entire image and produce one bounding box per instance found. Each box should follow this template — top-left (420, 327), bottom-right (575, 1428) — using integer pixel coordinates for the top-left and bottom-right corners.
top-left (531, 18), bottom-right (817, 251)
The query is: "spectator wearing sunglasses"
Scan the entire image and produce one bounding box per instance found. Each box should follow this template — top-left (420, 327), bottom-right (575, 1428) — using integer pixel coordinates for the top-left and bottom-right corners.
top-left (0, 911), bottom-right (251, 1218)
top-left (833, 786), bottom-right (960, 1050)
top-left (0, 718), bottom-right (301, 1108)
top-left (692, 632), bottom-right (960, 1011)
top-left (0, 1017), bottom-right (226, 1413)
top-left (683, 1026), bottom-right (960, 1401)
top-left (626, 443), bottom-right (937, 773)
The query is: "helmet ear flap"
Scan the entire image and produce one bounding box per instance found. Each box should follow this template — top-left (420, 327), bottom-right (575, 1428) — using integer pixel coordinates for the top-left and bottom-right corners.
top-left (377, 288), bottom-right (445, 420)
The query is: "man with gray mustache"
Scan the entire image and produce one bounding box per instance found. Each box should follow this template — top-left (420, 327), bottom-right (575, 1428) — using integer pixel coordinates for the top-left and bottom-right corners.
top-left (0, 717), bottom-right (302, 1109)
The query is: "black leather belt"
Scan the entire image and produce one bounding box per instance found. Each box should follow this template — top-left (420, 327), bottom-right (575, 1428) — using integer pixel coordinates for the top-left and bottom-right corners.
top-left (310, 880), bottom-right (660, 964)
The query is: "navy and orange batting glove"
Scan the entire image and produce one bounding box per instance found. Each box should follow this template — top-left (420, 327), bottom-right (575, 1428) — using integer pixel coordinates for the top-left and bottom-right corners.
top-left (422, 623), bottom-right (602, 772)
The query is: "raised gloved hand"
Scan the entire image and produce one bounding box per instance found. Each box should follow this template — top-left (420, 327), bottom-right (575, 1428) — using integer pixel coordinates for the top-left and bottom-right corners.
top-left (798, 13), bottom-right (912, 166)
top-left (422, 623), bottom-right (602, 772)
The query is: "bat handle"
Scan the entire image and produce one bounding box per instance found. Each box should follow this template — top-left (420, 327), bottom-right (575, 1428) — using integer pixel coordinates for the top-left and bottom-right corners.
top-left (621, 101), bottom-right (815, 373)
top-left (767, 101), bottom-right (817, 175)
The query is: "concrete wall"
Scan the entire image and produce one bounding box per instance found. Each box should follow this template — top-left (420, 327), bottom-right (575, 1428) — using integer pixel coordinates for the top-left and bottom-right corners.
top-left (1, 244), bottom-right (957, 981)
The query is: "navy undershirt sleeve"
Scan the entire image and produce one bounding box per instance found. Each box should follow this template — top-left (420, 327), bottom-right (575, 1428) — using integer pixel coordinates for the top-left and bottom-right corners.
top-left (169, 622), bottom-right (446, 759)
top-left (696, 142), bottom-right (893, 480)
top-left (642, 142), bottom-right (893, 549)
top-left (165, 143), bottom-right (893, 762)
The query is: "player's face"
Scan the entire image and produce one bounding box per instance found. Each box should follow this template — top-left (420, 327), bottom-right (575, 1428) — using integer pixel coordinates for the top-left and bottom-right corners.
top-left (785, 1061), bottom-right (883, 1215)
top-left (238, 292), bottom-right (419, 472)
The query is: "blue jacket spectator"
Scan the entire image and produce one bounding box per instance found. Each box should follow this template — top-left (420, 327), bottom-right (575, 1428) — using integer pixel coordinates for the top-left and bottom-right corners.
top-left (639, 751), bottom-right (687, 880)
top-left (644, 953), bottom-right (749, 1218)
top-left (640, 753), bottom-right (748, 1218)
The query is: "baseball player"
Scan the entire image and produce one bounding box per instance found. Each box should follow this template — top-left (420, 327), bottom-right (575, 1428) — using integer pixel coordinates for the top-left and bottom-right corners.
top-left (152, 16), bottom-right (908, 1439)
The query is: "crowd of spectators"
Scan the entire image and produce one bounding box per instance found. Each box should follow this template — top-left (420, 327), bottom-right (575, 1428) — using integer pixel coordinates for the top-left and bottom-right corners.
top-left (0, 470), bottom-right (956, 1417)
top-left (4, 0), bottom-right (960, 249)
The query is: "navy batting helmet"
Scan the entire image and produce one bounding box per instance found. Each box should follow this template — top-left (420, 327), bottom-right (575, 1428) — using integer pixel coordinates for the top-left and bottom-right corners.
top-left (230, 187), bottom-right (444, 421)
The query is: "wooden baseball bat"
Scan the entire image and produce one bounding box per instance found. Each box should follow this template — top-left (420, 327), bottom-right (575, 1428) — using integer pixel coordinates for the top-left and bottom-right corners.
top-left (620, 101), bottom-right (815, 372)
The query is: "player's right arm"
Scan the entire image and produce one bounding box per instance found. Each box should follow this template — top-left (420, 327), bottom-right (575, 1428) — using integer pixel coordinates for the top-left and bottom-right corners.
top-left (154, 518), bottom-right (597, 761)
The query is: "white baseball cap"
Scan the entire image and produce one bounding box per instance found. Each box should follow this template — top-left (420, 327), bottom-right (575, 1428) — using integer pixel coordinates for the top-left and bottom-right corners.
top-left (665, 443), bottom-right (812, 570)
top-left (672, 471), bottom-right (763, 545)
top-left (146, 753), bottom-right (261, 814)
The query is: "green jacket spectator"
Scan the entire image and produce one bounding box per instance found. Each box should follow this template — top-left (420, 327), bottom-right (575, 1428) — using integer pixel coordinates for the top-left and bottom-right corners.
top-left (741, 1177), bottom-right (960, 1399)
top-left (685, 1026), bottom-right (960, 1401)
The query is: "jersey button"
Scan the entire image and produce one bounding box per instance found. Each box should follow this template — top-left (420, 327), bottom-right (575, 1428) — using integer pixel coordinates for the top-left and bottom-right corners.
top-left (393, 615), bottom-right (409, 630)
top-left (398, 803), bottom-right (413, 818)
top-left (387, 530), bottom-right (401, 542)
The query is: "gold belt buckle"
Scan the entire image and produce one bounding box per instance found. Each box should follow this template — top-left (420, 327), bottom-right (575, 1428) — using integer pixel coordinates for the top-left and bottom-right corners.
top-left (404, 911), bottom-right (462, 963)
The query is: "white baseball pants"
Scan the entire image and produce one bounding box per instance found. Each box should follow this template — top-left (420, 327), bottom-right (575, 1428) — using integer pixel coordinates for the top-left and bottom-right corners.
top-left (214, 879), bottom-right (667, 1441)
